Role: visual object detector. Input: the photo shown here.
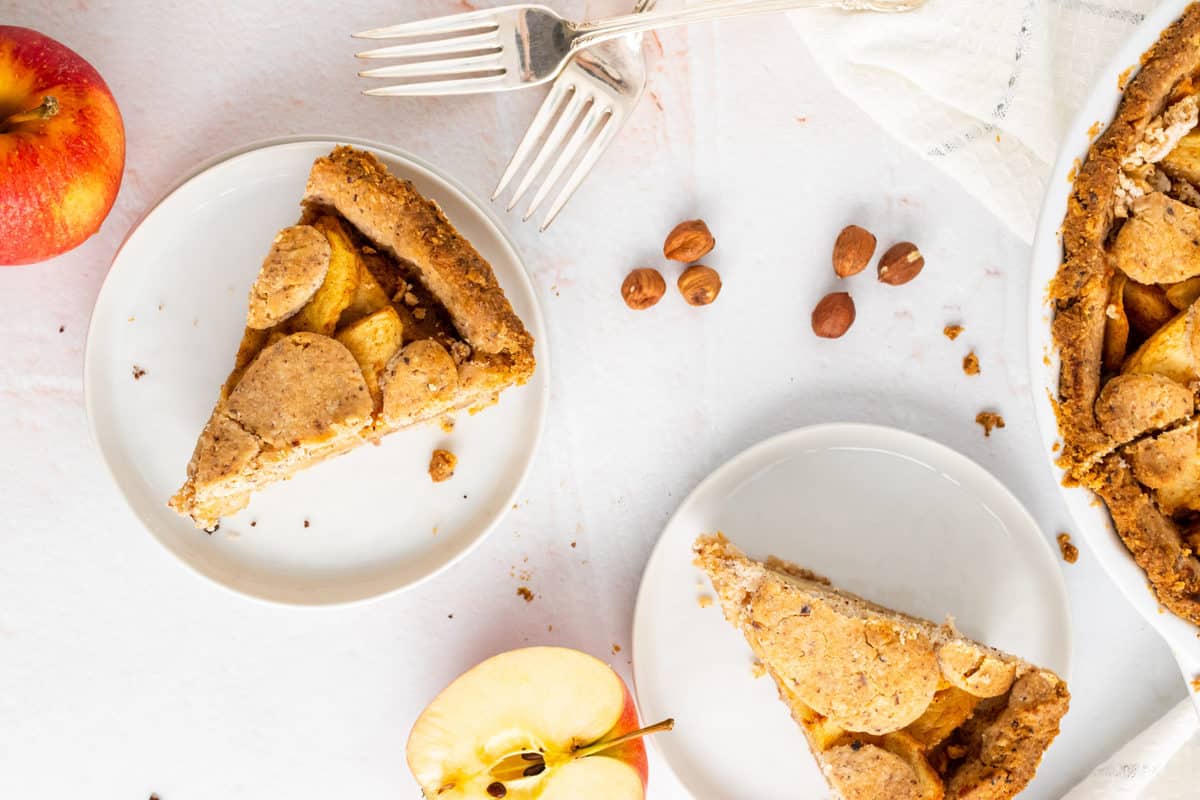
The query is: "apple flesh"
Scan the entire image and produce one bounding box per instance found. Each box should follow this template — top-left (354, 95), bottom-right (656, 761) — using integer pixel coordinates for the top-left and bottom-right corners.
top-left (407, 647), bottom-right (665, 799)
top-left (0, 26), bottom-right (125, 265)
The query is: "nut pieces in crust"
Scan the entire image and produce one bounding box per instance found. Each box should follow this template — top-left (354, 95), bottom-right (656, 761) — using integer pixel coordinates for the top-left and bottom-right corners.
top-left (694, 534), bottom-right (1069, 800)
top-left (1052, 5), bottom-right (1200, 626)
top-left (170, 146), bottom-right (535, 529)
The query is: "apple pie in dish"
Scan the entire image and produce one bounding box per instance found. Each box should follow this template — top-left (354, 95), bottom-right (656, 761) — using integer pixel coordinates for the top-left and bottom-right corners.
top-left (695, 534), bottom-right (1069, 800)
top-left (170, 146), bottom-right (535, 529)
top-left (1053, 6), bottom-right (1200, 626)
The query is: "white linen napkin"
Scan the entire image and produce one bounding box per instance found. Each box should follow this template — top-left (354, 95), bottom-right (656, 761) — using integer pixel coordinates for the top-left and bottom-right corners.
top-left (789, 0), bottom-right (1161, 242)
top-left (1062, 698), bottom-right (1199, 798)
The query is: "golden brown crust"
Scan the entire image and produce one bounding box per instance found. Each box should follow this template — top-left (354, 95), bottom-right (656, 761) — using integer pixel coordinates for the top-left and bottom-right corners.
top-left (822, 744), bottom-right (927, 800)
top-left (943, 671), bottom-right (1071, 800)
top-left (225, 333), bottom-right (373, 449)
top-left (303, 146), bottom-right (534, 366)
top-left (1053, 4), bottom-right (1200, 626)
top-left (245, 225), bottom-right (331, 329)
top-left (1112, 192), bottom-right (1200, 284)
top-left (1092, 454), bottom-right (1200, 621)
top-left (1094, 373), bottom-right (1194, 441)
top-left (693, 534), bottom-right (1068, 800)
top-left (170, 146), bottom-right (536, 528)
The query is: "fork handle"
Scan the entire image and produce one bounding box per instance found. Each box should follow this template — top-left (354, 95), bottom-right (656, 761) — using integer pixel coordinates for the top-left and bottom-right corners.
top-left (573, 0), bottom-right (919, 49)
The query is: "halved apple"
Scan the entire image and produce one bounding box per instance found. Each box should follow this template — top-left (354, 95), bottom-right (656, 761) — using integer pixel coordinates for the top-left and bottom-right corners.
top-left (406, 647), bottom-right (669, 800)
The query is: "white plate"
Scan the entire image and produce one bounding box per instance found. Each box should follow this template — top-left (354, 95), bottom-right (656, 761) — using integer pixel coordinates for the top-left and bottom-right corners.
top-left (632, 423), bottom-right (1071, 800)
top-left (85, 137), bottom-right (549, 606)
top-left (1027, 0), bottom-right (1200, 702)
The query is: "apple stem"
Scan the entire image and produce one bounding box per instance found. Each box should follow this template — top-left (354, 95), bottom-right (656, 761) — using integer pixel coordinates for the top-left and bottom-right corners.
top-left (3, 96), bottom-right (59, 128)
top-left (572, 718), bottom-right (675, 760)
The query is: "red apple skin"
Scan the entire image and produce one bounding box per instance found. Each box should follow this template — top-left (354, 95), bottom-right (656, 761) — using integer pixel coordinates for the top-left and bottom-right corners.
top-left (606, 676), bottom-right (650, 792)
top-left (0, 26), bottom-right (125, 265)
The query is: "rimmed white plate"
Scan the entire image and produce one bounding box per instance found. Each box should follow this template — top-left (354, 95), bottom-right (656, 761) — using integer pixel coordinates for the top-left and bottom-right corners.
top-left (85, 137), bottom-right (549, 606)
top-left (1027, 0), bottom-right (1200, 705)
top-left (632, 423), bottom-right (1070, 799)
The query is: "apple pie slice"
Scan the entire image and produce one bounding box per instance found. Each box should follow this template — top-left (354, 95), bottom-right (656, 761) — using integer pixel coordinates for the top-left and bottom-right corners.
top-left (170, 146), bottom-right (535, 529)
top-left (694, 534), bottom-right (1069, 800)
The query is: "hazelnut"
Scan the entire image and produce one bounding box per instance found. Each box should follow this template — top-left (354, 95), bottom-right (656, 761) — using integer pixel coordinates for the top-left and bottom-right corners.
top-left (832, 225), bottom-right (876, 278)
top-left (621, 268), bottom-right (667, 310)
top-left (812, 292), bottom-right (855, 338)
top-left (663, 220), bottom-right (715, 262)
top-left (878, 242), bottom-right (925, 285)
top-left (678, 265), bottom-right (722, 306)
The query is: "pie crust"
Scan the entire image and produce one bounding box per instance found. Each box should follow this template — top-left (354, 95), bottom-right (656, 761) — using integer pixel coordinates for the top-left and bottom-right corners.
top-left (695, 534), bottom-right (1069, 800)
top-left (170, 146), bottom-right (535, 528)
top-left (1053, 6), bottom-right (1200, 625)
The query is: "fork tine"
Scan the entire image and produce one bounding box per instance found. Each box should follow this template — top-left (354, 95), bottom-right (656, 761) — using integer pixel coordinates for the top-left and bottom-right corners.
top-left (355, 30), bottom-right (500, 60)
top-left (506, 90), bottom-right (586, 211)
top-left (493, 81), bottom-right (572, 200)
top-left (359, 53), bottom-right (504, 80)
top-left (353, 10), bottom-right (500, 40)
top-left (537, 110), bottom-right (622, 231)
top-left (362, 72), bottom-right (510, 97)
top-left (523, 104), bottom-right (608, 222)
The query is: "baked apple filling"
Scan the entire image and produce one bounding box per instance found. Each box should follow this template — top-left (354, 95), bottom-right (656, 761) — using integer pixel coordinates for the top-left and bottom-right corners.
top-left (1055, 10), bottom-right (1200, 627)
top-left (171, 146), bottom-right (535, 529)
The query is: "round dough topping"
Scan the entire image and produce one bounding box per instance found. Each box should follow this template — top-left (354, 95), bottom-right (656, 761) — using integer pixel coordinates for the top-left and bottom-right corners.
top-left (245, 225), bottom-right (332, 329)
top-left (226, 332), bottom-right (371, 448)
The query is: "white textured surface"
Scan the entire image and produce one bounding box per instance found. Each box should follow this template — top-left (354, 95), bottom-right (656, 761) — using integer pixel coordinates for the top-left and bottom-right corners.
top-left (0, 1), bottom-right (1191, 799)
top-left (793, 0), bottom-right (1162, 241)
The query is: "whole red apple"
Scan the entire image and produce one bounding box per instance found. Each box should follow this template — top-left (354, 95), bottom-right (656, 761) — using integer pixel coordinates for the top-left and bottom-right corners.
top-left (0, 26), bottom-right (125, 265)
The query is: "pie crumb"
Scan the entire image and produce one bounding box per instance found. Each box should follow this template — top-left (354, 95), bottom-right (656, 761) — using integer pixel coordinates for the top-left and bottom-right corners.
top-left (132, 365), bottom-right (147, 380)
top-left (943, 324), bottom-right (964, 341)
top-left (1057, 533), bottom-right (1079, 564)
top-left (612, 644), bottom-right (621, 654)
top-left (516, 586), bottom-right (534, 603)
top-left (1118, 64), bottom-right (1135, 91)
top-left (429, 449), bottom-right (457, 482)
top-left (697, 594), bottom-right (713, 609)
top-left (975, 411), bottom-right (1006, 437)
top-left (963, 352), bottom-right (980, 376)
top-left (440, 416), bottom-right (455, 433)
top-left (1191, 675), bottom-right (1200, 692)
top-left (750, 659), bottom-right (766, 679)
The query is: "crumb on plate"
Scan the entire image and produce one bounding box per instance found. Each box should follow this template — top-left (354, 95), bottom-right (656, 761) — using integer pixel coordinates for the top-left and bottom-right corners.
top-left (1057, 533), bottom-right (1079, 564)
top-left (963, 352), bottom-right (980, 376)
top-left (429, 448), bottom-right (457, 482)
top-left (943, 324), bottom-right (964, 341)
top-left (975, 411), bottom-right (1005, 437)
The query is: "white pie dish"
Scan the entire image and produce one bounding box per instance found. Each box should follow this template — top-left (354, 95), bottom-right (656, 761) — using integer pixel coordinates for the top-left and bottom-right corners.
top-left (1027, 1), bottom-right (1200, 709)
top-left (84, 137), bottom-right (549, 606)
top-left (632, 423), bottom-right (1071, 799)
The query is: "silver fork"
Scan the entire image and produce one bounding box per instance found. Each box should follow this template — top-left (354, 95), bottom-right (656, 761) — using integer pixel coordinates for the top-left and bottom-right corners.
top-left (355, 0), bottom-right (925, 96)
top-left (492, 0), bottom-right (654, 231)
